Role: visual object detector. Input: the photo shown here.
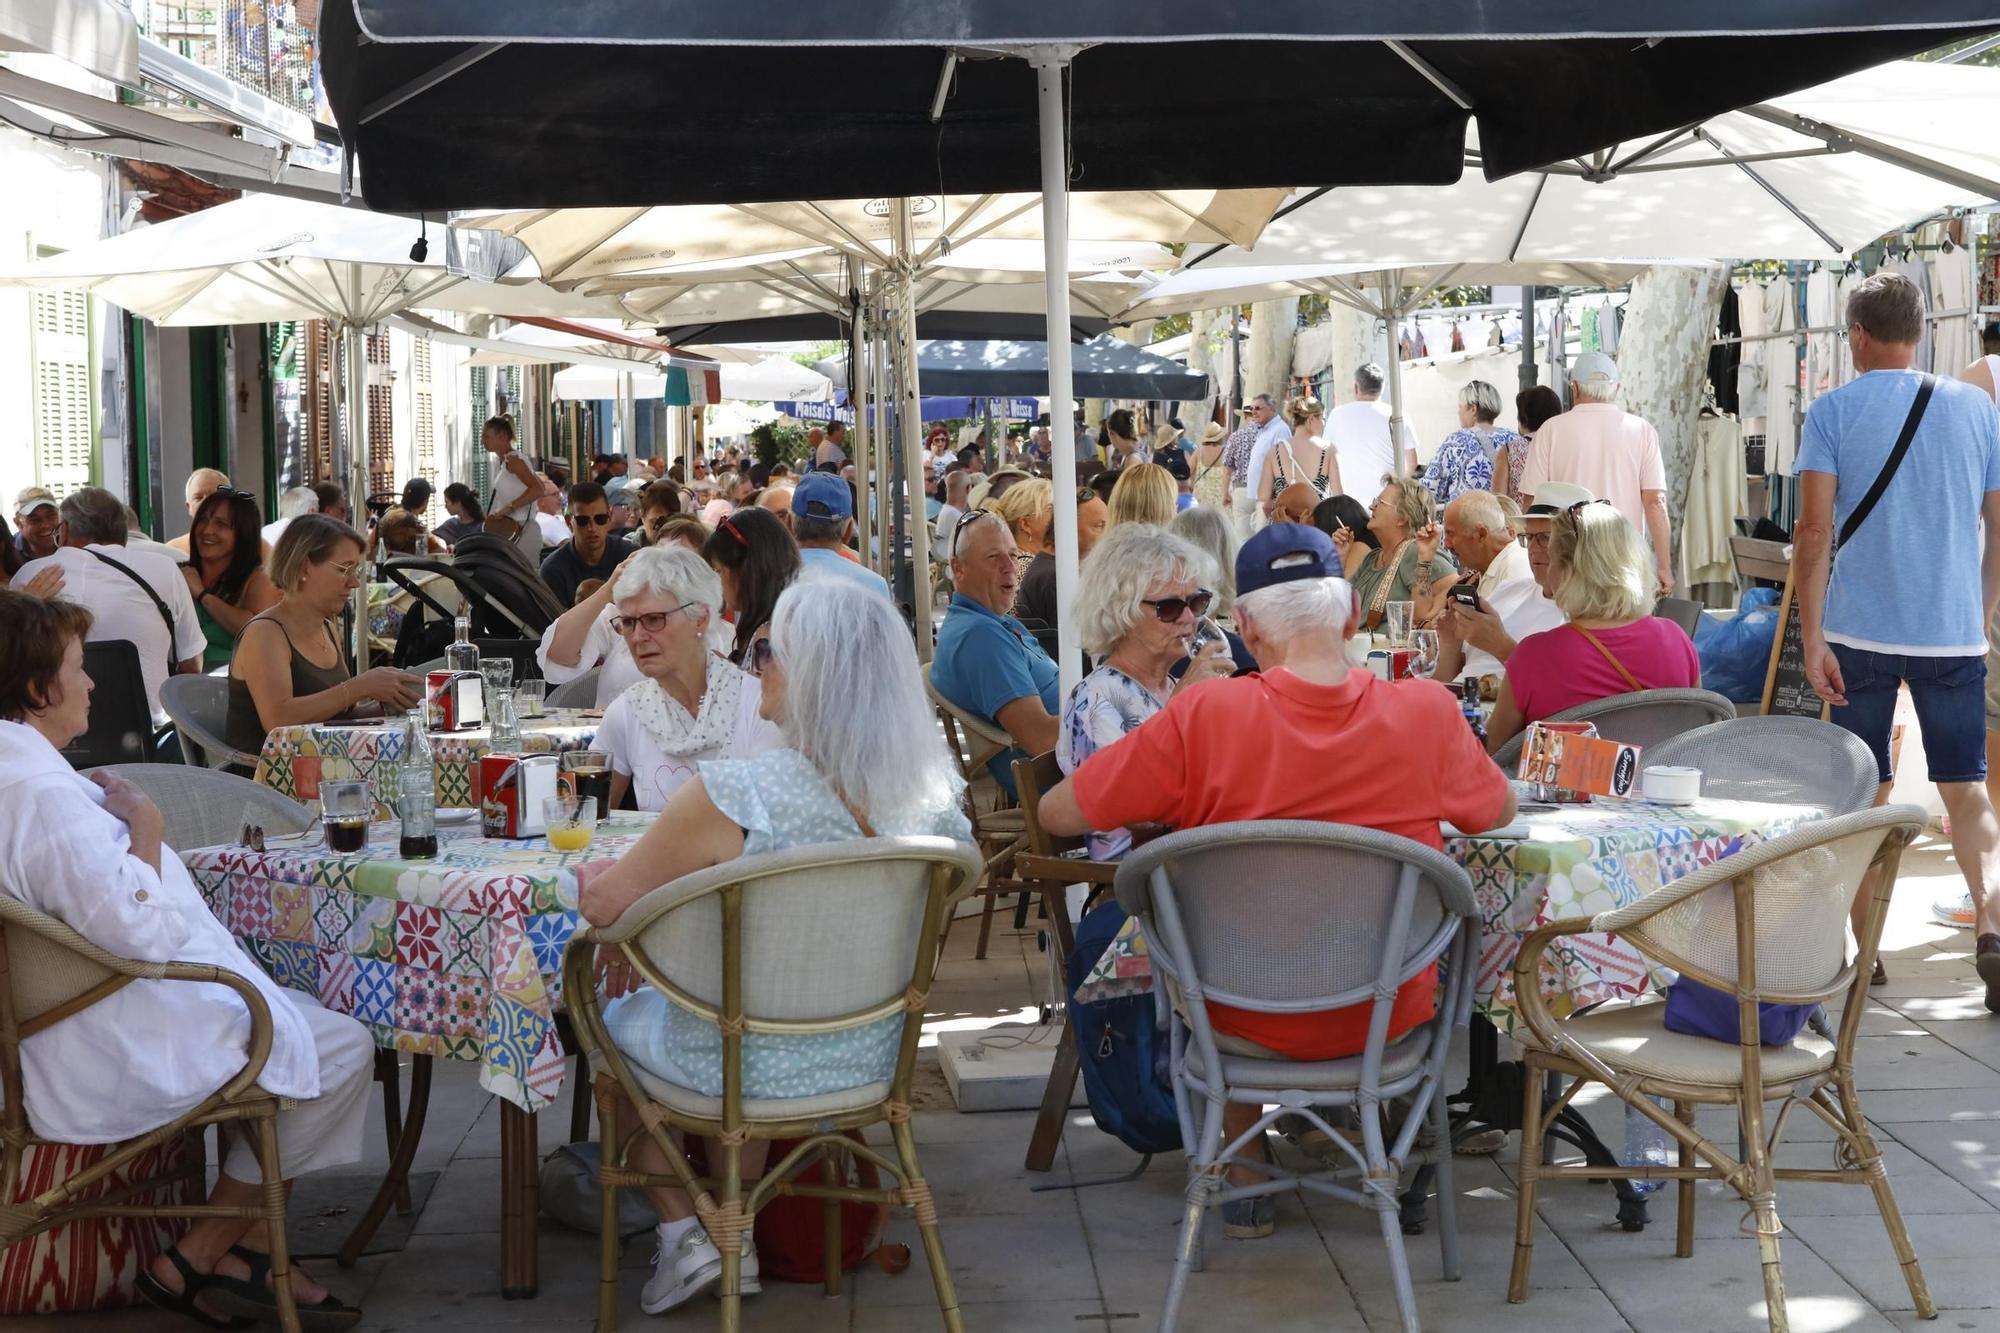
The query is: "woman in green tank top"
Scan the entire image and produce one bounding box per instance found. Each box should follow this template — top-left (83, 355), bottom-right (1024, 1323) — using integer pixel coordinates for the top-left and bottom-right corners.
top-left (179, 488), bottom-right (279, 670)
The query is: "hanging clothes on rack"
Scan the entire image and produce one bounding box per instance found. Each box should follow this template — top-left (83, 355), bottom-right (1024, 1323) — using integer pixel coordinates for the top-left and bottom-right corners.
top-left (1599, 303), bottom-right (1621, 356)
top-left (1683, 410), bottom-right (1748, 604)
top-left (1761, 277), bottom-right (1800, 475)
top-left (1805, 266), bottom-right (1840, 399)
top-left (1932, 240), bottom-right (1977, 372)
top-left (1707, 283), bottom-right (1741, 416)
top-left (1834, 265), bottom-right (1864, 387)
top-left (1891, 254), bottom-right (1935, 372)
top-left (1580, 306), bottom-right (1602, 353)
top-left (1736, 279), bottom-right (1768, 424)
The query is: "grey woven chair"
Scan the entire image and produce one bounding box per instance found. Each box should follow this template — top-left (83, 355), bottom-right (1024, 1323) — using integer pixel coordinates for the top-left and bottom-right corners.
top-left (545, 668), bottom-right (602, 710)
top-left (83, 764), bottom-right (311, 851)
top-left (565, 836), bottom-right (985, 1331)
top-left (1492, 686), bottom-right (1737, 772)
top-left (1653, 596), bottom-right (1703, 638)
top-left (158, 673), bottom-right (258, 771)
top-left (1116, 822), bottom-right (1479, 1333)
top-left (1508, 806), bottom-right (1932, 1332)
top-left (1643, 716), bottom-right (1879, 815)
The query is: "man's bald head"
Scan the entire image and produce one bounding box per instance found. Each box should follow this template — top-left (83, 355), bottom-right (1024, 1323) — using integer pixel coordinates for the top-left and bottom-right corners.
top-left (758, 485), bottom-right (795, 529)
top-left (1272, 481), bottom-right (1320, 527)
top-left (185, 468), bottom-right (230, 518)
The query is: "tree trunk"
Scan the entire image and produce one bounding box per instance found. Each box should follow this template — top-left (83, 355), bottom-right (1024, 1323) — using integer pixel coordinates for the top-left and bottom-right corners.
top-left (1245, 297), bottom-right (1299, 406)
top-left (1617, 262), bottom-right (1730, 585)
top-left (1185, 308), bottom-right (1233, 429)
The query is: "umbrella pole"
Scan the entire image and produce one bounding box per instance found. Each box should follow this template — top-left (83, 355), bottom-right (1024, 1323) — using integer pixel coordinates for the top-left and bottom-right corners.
top-left (1031, 47), bottom-right (1081, 699)
top-left (618, 370), bottom-right (635, 459)
top-left (890, 201), bottom-right (932, 659)
top-left (342, 320), bottom-right (370, 668)
top-left (852, 265), bottom-right (875, 579)
top-left (1382, 273), bottom-right (1410, 482)
top-left (871, 275), bottom-right (892, 578)
top-left (1519, 285), bottom-right (1539, 392)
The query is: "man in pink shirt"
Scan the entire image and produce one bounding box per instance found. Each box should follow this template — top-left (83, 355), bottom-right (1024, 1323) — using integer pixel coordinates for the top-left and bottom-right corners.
top-left (1518, 352), bottom-right (1673, 595)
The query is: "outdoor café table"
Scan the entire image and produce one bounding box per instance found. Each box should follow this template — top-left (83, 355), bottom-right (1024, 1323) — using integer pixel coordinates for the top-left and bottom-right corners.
top-left (181, 809), bottom-right (656, 1298)
top-left (253, 709), bottom-right (601, 815)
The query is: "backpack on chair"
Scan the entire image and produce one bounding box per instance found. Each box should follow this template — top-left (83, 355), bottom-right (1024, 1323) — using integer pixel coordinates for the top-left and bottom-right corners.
top-left (1066, 901), bottom-right (1182, 1156)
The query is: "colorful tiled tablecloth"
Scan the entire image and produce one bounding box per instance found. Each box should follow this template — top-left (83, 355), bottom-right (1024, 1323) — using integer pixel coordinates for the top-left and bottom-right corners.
top-left (1073, 798), bottom-right (1825, 1032)
top-left (183, 814), bottom-right (651, 1111)
top-left (255, 712), bottom-right (600, 813)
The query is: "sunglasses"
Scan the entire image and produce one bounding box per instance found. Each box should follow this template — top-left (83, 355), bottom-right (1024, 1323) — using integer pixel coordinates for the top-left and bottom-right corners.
top-left (610, 602), bottom-right (697, 636)
top-left (720, 514), bottom-right (749, 547)
top-left (746, 637), bottom-right (776, 675)
top-left (570, 512), bottom-right (611, 527)
top-left (950, 507), bottom-right (1002, 555)
top-left (1141, 590), bottom-right (1214, 622)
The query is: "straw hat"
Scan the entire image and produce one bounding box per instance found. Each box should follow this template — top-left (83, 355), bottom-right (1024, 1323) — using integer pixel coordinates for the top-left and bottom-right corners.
top-left (1197, 422), bottom-right (1227, 445)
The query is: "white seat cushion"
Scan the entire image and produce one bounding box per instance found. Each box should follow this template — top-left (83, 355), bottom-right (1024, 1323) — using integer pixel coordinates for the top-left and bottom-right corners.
top-left (1519, 1002), bottom-right (1835, 1086)
top-left (592, 1050), bottom-right (889, 1123)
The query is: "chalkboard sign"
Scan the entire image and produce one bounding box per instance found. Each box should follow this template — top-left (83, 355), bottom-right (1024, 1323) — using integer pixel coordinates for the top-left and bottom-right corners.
top-left (1761, 575), bottom-right (1831, 720)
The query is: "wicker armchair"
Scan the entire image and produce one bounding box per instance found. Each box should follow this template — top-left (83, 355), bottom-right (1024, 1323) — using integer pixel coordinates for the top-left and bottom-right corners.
top-left (545, 668), bottom-right (602, 710)
top-left (921, 662), bottom-right (1031, 959)
top-left (82, 765), bottom-right (311, 851)
top-left (1492, 686), bottom-right (1737, 771)
top-left (562, 835), bottom-right (984, 1332)
top-left (0, 891), bottom-right (303, 1332)
top-left (1507, 805), bottom-right (1933, 1331)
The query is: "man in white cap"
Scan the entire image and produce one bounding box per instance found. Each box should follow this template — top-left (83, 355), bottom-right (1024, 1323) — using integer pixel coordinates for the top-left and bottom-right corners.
top-left (12, 487), bottom-right (60, 562)
top-left (1517, 351), bottom-right (1673, 596)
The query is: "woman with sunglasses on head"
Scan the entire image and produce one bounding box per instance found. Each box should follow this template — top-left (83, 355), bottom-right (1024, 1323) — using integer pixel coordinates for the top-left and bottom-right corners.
top-left (1060, 525), bottom-right (1235, 860)
top-left (225, 515), bottom-right (424, 761)
top-left (1482, 500), bottom-right (1699, 756)
top-left (699, 506), bottom-right (801, 674)
top-left (181, 486), bottom-right (281, 670)
top-left (594, 547), bottom-right (782, 813)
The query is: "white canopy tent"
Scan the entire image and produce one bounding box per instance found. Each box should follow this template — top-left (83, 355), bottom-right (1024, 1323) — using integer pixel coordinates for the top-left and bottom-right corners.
top-left (553, 354), bottom-right (829, 403)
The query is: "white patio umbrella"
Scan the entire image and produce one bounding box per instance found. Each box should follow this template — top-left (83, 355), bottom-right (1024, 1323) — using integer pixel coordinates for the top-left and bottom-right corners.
top-left (553, 355), bottom-right (829, 403)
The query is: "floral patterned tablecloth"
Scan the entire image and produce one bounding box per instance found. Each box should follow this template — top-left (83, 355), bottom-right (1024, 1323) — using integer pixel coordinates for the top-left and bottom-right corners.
top-left (254, 711), bottom-right (600, 813)
top-left (1074, 798), bottom-right (1825, 1032)
top-left (182, 813), bottom-right (652, 1112)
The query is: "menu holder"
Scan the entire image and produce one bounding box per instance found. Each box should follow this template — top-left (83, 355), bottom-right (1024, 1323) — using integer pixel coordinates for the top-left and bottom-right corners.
top-left (1518, 721), bottom-right (1643, 800)
top-left (1760, 573), bottom-right (1830, 721)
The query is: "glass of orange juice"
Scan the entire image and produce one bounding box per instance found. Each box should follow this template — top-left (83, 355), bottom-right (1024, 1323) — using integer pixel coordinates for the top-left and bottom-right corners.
top-left (543, 795), bottom-right (597, 853)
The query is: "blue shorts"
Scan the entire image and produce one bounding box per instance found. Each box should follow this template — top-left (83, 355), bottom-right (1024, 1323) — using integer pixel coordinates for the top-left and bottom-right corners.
top-left (1828, 644), bottom-right (1988, 785)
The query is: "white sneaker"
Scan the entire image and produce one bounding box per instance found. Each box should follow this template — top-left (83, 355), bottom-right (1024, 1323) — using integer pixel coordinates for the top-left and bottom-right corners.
top-left (708, 1241), bottom-right (760, 1299)
top-left (1935, 888), bottom-right (1976, 929)
top-left (641, 1226), bottom-right (721, 1315)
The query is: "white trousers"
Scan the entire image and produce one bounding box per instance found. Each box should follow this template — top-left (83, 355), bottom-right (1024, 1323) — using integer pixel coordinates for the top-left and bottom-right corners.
top-left (221, 996), bottom-right (374, 1184)
top-left (1230, 486), bottom-right (1264, 543)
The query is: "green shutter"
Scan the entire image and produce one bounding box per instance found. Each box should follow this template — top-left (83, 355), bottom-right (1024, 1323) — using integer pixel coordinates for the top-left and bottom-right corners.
top-left (468, 366), bottom-right (491, 495)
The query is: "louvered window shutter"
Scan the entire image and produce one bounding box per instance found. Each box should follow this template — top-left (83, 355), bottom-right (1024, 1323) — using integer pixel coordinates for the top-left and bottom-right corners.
top-left (468, 366), bottom-right (491, 495)
top-left (29, 286), bottom-right (95, 496)
top-left (413, 336), bottom-right (436, 484)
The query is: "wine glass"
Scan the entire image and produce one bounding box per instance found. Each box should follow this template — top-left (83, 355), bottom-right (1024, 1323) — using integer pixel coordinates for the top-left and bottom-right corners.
top-left (1411, 628), bottom-right (1440, 678)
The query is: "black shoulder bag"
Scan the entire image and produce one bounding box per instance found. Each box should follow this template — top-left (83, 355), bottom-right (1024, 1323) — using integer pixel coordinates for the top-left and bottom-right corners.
top-left (1836, 373), bottom-right (1935, 552)
top-left (85, 548), bottom-right (180, 679)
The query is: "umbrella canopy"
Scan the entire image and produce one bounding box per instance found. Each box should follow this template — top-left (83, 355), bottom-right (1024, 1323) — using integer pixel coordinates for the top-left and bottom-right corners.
top-left (1116, 259), bottom-right (1666, 325)
top-left (554, 355), bottom-right (829, 403)
top-left (816, 336), bottom-right (1206, 401)
top-left (0, 192), bottom-right (630, 326)
top-left (321, 2), bottom-right (1997, 210)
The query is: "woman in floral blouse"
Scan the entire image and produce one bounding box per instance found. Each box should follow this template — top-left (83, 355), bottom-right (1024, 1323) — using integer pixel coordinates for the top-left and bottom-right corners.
top-left (1422, 380), bottom-right (1522, 507)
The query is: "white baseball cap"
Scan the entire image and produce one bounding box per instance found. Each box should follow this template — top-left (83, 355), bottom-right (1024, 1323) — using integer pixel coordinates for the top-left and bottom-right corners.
top-left (1571, 351), bottom-right (1619, 391)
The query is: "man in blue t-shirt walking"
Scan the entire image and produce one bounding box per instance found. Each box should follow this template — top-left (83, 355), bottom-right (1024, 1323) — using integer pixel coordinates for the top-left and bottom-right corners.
top-left (1795, 269), bottom-right (2000, 1012)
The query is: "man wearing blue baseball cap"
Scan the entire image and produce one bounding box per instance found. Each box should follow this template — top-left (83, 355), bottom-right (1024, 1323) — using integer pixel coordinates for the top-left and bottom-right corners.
top-left (1035, 522), bottom-right (1513, 1240)
top-left (790, 471), bottom-right (890, 599)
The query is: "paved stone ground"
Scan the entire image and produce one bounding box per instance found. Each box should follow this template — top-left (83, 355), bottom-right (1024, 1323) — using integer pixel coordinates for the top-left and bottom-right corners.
top-left (9, 835), bottom-right (1998, 1332)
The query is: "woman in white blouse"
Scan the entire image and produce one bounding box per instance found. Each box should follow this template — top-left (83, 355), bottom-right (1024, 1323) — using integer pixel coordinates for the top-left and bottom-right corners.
top-left (596, 546), bottom-right (782, 811)
top-left (538, 525), bottom-right (721, 708)
top-left (0, 591), bottom-right (372, 1329)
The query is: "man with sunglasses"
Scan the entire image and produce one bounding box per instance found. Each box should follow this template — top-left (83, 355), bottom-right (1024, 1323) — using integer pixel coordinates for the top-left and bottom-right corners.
top-left (932, 509), bottom-right (1061, 798)
top-left (539, 480), bottom-right (636, 608)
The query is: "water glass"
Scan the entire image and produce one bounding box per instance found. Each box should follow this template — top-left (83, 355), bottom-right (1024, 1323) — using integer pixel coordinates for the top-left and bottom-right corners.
top-left (321, 780), bottom-right (373, 854)
top-left (480, 658), bottom-right (515, 715)
top-left (1411, 628), bottom-right (1440, 678)
top-left (1385, 600), bottom-right (1415, 646)
top-left (516, 677), bottom-right (546, 718)
top-left (543, 795), bottom-right (598, 853)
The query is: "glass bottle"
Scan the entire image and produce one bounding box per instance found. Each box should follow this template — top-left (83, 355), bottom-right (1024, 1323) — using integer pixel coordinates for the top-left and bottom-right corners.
top-left (489, 686), bottom-right (522, 753)
top-left (396, 708), bottom-right (438, 858)
top-left (1459, 677), bottom-right (1487, 744)
top-left (445, 610), bottom-right (480, 676)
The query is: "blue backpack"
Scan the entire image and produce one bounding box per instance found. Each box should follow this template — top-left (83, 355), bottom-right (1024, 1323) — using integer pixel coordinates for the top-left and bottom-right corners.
top-left (1066, 901), bottom-right (1183, 1156)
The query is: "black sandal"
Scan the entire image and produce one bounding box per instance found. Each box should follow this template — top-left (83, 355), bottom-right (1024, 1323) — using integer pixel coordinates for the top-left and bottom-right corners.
top-left (134, 1246), bottom-right (253, 1330)
top-left (201, 1246), bottom-right (362, 1330)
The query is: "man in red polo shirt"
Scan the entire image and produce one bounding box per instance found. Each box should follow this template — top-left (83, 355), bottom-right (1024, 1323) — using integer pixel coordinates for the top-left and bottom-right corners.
top-left (1037, 522), bottom-right (1513, 1237)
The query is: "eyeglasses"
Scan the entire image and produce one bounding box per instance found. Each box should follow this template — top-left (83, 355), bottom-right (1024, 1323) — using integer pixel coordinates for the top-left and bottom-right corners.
top-left (1075, 487), bottom-right (1098, 505)
top-left (1141, 590), bottom-right (1214, 622)
top-left (329, 560), bottom-right (362, 582)
top-left (570, 512), bottom-right (611, 527)
top-left (610, 602), bottom-right (698, 636)
top-left (950, 507), bottom-right (1002, 555)
top-left (746, 637), bottom-right (776, 675)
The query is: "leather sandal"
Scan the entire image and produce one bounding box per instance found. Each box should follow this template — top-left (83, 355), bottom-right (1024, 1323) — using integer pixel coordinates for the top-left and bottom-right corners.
top-left (201, 1246), bottom-right (362, 1330)
top-left (133, 1246), bottom-right (253, 1330)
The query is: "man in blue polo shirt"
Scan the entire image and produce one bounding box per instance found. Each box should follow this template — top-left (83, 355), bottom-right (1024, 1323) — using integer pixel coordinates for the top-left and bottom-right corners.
top-left (790, 471), bottom-right (891, 599)
top-left (931, 508), bottom-right (1060, 796)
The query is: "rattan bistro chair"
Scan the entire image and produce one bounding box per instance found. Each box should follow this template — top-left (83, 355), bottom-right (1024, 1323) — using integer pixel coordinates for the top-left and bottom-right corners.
top-left (0, 890), bottom-right (304, 1332)
top-left (921, 662), bottom-right (1031, 959)
top-left (159, 673), bottom-right (260, 772)
top-left (563, 836), bottom-right (985, 1332)
top-left (545, 668), bottom-right (602, 710)
top-left (1117, 822), bottom-right (1479, 1333)
top-left (1507, 806), bottom-right (1933, 1332)
top-left (1643, 716), bottom-right (1879, 815)
top-left (83, 764), bottom-right (311, 850)
top-left (1491, 686), bottom-right (1737, 771)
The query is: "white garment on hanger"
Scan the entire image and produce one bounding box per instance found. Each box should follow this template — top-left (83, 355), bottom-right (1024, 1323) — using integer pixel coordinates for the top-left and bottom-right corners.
top-left (1891, 257), bottom-right (1934, 373)
top-left (1736, 280), bottom-right (1768, 426)
top-left (1834, 267), bottom-right (1863, 387)
top-left (1761, 278), bottom-right (1800, 475)
top-left (1684, 413), bottom-right (1747, 590)
top-left (1932, 243), bottom-right (1977, 374)
top-left (1805, 267), bottom-right (1839, 400)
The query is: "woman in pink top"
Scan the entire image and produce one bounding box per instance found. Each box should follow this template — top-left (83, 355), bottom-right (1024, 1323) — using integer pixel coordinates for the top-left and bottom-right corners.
top-left (1487, 501), bottom-right (1699, 754)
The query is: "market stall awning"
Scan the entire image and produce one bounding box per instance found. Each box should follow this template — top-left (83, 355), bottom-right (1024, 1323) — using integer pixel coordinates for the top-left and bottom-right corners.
top-left (321, 2), bottom-right (1999, 210)
top-left (815, 336), bottom-right (1206, 401)
top-left (0, 0), bottom-right (136, 82)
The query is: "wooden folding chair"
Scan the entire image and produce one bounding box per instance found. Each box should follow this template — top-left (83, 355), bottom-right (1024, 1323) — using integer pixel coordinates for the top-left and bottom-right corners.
top-left (921, 664), bottom-right (1031, 959)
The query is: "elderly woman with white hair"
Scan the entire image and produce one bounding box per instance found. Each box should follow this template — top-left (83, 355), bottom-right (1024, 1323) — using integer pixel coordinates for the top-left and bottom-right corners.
top-left (1059, 525), bottom-right (1235, 859)
top-left (595, 545), bottom-right (783, 813)
top-left (1484, 500), bottom-right (1699, 755)
top-left (1423, 379), bottom-right (1522, 507)
top-left (578, 578), bottom-right (971, 1311)
top-left (1169, 505), bottom-right (1259, 674)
